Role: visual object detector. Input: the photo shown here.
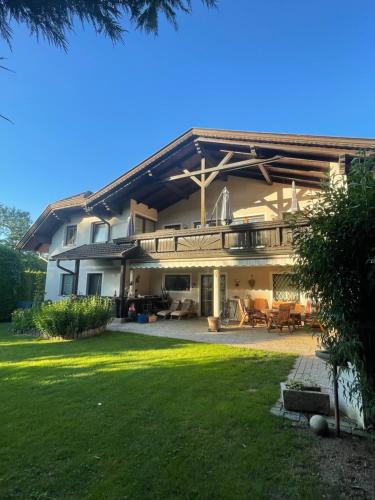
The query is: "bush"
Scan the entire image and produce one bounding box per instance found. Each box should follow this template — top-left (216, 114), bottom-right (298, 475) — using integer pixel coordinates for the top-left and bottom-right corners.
top-left (292, 154), bottom-right (375, 424)
top-left (11, 305), bottom-right (39, 333)
top-left (0, 246), bottom-right (22, 321)
top-left (33, 296), bottom-right (113, 338)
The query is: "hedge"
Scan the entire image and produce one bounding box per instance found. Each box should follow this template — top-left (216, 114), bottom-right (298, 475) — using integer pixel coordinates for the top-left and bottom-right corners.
top-left (0, 246), bottom-right (22, 321)
top-left (19, 269), bottom-right (46, 303)
top-left (33, 296), bottom-right (113, 338)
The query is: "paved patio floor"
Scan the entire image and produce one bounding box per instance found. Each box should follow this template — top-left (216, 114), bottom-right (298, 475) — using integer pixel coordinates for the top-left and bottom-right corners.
top-left (108, 318), bottom-right (320, 356)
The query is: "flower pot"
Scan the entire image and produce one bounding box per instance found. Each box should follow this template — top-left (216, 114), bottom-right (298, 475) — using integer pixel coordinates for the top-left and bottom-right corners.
top-left (207, 316), bottom-right (221, 332)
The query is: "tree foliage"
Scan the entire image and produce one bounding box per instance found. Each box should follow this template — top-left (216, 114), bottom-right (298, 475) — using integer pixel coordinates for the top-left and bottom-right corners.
top-left (0, 0), bottom-right (217, 50)
top-left (0, 203), bottom-right (31, 248)
top-left (292, 154), bottom-right (375, 422)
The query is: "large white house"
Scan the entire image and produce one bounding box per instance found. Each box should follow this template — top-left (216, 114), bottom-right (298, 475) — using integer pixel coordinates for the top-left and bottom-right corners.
top-left (17, 128), bottom-right (375, 317)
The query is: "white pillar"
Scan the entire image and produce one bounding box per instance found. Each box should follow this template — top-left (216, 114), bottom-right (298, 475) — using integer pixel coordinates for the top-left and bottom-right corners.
top-left (213, 269), bottom-right (220, 318)
top-left (128, 269), bottom-right (135, 297)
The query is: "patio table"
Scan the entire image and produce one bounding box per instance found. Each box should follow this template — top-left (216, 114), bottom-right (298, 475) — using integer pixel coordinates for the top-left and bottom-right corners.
top-left (265, 308), bottom-right (301, 330)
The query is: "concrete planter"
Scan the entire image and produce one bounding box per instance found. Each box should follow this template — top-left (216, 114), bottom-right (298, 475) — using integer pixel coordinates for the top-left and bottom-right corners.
top-left (282, 383), bottom-right (330, 415)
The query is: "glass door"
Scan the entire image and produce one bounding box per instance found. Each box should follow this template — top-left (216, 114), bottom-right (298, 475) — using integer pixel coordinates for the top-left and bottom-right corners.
top-left (200, 274), bottom-right (226, 317)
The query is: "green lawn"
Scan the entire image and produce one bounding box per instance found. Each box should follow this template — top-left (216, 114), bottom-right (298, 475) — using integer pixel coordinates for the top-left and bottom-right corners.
top-left (0, 323), bottom-right (321, 499)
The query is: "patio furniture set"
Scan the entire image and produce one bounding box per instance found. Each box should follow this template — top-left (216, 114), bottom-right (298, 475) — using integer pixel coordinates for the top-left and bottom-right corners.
top-left (238, 298), bottom-right (308, 333)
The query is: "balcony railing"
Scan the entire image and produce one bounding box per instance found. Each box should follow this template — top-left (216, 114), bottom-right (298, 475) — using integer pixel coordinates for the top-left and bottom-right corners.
top-left (115, 220), bottom-right (304, 256)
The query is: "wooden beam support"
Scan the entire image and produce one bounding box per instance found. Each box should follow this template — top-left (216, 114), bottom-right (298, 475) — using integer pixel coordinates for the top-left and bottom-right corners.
top-left (168, 156), bottom-right (281, 181)
top-left (258, 164), bottom-right (273, 185)
top-left (183, 169), bottom-right (202, 187)
top-left (198, 136), bottom-right (356, 160)
top-left (219, 149), bottom-right (331, 170)
top-left (266, 165), bottom-right (327, 179)
top-left (200, 158), bottom-right (206, 227)
top-left (203, 152), bottom-right (234, 188)
top-left (152, 172), bottom-right (190, 199)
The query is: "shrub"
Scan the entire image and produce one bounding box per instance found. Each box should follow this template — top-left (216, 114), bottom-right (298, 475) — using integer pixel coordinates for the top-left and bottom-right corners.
top-left (11, 305), bottom-right (39, 333)
top-left (292, 154), bottom-right (375, 424)
top-left (33, 296), bottom-right (113, 338)
top-left (0, 246), bottom-right (22, 321)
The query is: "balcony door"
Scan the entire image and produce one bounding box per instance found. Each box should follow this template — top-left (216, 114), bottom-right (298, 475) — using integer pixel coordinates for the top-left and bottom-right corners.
top-left (200, 274), bottom-right (226, 317)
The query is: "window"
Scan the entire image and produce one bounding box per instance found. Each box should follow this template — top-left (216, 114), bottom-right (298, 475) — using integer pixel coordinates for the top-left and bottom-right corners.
top-left (231, 215), bottom-right (265, 225)
top-left (164, 224), bottom-right (181, 230)
top-left (92, 222), bottom-right (107, 243)
top-left (164, 274), bottom-right (191, 291)
top-left (60, 274), bottom-right (74, 296)
top-left (193, 221), bottom-right (216, 229)
top-left (87, 273), bottom-right (102, 296)
top-left (65, 225), bottom-right (77, 245)
top-left (134, 215), bottom-right (156, 234)
top-left (272, 273), bottom-right (300, 302)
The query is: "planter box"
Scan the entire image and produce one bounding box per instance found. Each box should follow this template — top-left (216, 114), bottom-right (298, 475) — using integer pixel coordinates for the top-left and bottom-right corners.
top-left (282, 385), bottom-right (330, 415)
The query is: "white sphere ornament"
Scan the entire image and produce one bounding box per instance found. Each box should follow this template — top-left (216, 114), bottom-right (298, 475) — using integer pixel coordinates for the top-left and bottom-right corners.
top-left (310, 415), bottom-right (329, 436)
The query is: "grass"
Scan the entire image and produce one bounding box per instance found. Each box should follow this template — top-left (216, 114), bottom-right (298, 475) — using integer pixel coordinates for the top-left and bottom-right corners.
top-left (0, 323), bottom-right (322, 499)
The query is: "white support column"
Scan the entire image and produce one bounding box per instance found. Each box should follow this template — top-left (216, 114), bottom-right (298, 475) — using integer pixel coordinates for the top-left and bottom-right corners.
top-left (213, 269), bottom-right (221, 318)
top-left (128, 269), bottom-right (135, 297)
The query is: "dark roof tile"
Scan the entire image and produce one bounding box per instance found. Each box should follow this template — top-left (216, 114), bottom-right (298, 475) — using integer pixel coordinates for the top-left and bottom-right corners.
top-left (51, 242), bottom-right (137, 261)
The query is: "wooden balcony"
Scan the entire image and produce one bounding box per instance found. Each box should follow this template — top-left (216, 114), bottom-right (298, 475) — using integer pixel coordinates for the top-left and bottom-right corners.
top-left (115, 220), bottom-right (304, 259)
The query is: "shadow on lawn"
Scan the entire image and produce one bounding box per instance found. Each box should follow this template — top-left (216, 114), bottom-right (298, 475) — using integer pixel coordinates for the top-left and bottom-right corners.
top-left (0, 330), bottom-right (197, 361)
top-left (0, 331), bottom-right (294, 391)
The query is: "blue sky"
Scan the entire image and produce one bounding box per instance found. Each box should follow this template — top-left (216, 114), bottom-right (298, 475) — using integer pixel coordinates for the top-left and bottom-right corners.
top-left (0, 0), bottom-right (374, 220)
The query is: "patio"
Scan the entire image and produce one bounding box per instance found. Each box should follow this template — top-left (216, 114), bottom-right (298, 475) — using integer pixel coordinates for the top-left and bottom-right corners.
top-left (108, 318), bottom-right (320, 356)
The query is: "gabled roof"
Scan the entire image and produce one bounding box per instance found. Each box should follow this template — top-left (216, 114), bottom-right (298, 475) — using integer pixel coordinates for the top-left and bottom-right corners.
top-left (84, 127), bottom-right (375, 212)
top-left (16, 191), bottom-right (92, 251)
top-left (51, 242), bottom-right (138, 261)
top-left (17, 128), bottom-right (375, 252)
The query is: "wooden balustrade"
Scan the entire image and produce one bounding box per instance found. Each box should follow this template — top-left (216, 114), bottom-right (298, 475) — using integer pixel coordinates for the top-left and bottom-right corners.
top-left (115, 220), bottom-right (304, 256)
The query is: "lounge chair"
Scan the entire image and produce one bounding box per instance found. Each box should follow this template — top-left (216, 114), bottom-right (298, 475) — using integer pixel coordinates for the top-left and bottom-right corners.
top-left (170, 299), bottom-right (194, 320)
top-left (157, 299), bottom-right (181, 319)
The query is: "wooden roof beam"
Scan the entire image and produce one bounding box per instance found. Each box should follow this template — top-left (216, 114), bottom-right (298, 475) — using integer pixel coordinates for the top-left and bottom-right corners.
top-left (258, 164), bottom-right (273, 185)
top-left (266, 165), bottom-right (327, 179)
top-left (219, 149), bottom-right (331, 170)
top-left (168, 155), bottom-right (282, 181)
top-left (198, 136), bottom-right (358, 159)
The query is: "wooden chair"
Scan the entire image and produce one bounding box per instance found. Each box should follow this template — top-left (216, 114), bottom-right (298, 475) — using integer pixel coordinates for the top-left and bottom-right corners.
top-left (157, 300), bottom-right (181, 319)
top-left (252, 298), bottom-right (269, 326)
top-left (238, 299), bottom-right (252, 327)
top-left (170, 299), bottom-right (194, 320)
top-left (267, 303), bottom-right (294, 333)
top-left (291, 303), bottom-right (304, 327)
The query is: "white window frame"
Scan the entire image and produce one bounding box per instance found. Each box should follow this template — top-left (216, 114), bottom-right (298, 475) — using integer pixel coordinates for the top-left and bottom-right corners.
top-left (91, 221), bottom-right (108, 243)
top-left (60, 273), bottom-right (74, 296)
top-left (63, 224), bottom-right (77, 247)
top-left (86, 272), bottom-right (103, 296)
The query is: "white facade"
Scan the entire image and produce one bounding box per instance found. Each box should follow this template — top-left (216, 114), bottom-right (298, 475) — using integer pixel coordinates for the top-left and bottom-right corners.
top-left (43, 175), bottom-right (319, 303)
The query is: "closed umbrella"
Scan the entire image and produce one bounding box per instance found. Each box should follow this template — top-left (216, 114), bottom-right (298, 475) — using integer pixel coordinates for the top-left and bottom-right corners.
top-left (291, 181), bottom-right (299, 213)
top-left (126, 214), bottom-right (135, 237)
top-left (220, 187), bottom-right (233, 225)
